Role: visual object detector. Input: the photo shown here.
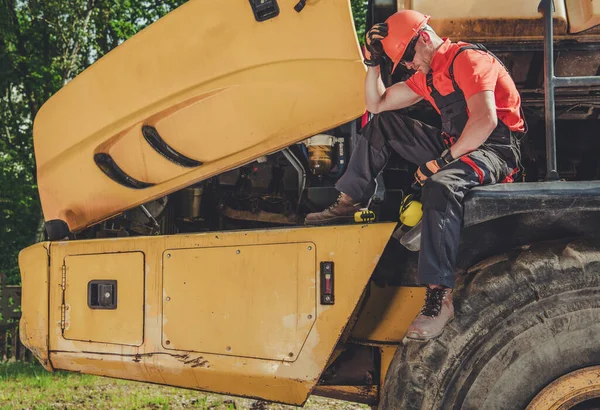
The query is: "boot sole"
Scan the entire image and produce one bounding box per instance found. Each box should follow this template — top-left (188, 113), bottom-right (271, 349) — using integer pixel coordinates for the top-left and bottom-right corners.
top-left (405, 314), bottom-right (455, 341)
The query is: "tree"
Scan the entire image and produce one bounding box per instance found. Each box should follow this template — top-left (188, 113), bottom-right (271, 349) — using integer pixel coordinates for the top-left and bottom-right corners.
top-left (351, 0), bottom-right (368, 45)
top-left (0, 0), bottom-right (187, 284)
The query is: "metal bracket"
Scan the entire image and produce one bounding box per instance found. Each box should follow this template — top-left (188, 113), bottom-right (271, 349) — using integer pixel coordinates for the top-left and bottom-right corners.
top-left (294, 0), bottom-right (307, 12)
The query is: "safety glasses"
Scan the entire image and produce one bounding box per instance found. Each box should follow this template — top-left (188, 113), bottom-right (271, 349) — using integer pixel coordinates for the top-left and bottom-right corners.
top-left (399, 34), bottom-right (420, 67)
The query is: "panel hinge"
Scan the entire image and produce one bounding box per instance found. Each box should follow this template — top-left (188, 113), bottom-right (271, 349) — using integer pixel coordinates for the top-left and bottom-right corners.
top-left (60, 263), bottom-right (66, 330)
top-left (61, 264), bottom-right (66, 291)
top-left (60, 304), bottom-right (66, 331)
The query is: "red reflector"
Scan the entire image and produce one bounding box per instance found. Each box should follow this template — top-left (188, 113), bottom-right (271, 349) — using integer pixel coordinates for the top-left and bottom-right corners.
top-left (320, 262), bottom-right (334, 305)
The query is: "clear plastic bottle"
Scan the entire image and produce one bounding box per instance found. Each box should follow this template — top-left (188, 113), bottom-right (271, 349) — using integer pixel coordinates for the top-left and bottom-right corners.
top-left (399, 220), bottom-right (422, 252)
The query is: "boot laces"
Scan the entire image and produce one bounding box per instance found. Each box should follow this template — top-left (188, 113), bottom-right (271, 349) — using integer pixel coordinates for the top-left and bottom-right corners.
top-left (327, 194), bottom-right (344, 211)
top-left (421, 287), bottom-right (447, 318)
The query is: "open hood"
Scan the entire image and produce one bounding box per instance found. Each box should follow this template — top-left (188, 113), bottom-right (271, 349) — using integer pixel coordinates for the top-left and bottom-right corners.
top-left (34, 0), bottom-right (366, 238)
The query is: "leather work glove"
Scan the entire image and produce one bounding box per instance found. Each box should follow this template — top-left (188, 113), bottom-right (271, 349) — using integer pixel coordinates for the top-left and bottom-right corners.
top-left (415, 149), bottom-right (455, 186)
top-left (364, 23), bottom-right (388, 67)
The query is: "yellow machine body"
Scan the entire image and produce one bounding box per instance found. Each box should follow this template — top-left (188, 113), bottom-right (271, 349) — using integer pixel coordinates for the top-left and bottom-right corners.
top-left (17, 223), bottom-right (427, 405)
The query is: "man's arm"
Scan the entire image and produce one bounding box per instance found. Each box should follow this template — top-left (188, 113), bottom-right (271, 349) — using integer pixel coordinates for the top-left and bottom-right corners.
top-left (449, 90), bottom-right (498, 158)
top-left (365, 66), bottom-right (423, 114)
top-left (413, 90), bottom-right (498, 186)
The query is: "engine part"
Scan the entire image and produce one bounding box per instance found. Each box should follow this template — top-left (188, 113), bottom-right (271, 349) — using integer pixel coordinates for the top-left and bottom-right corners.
top-left (329, 137), bottom-right (346, 178)
top-left (140, 204), bottom-right (161, 234)
top-left (304, 134), bottom-right (335, 176)
top-left (281, 148), bottom-right (306, 206)
top-left (119, 197), bottom-right (168, 235)
top-left (180, 185), bottom-right (204, 221)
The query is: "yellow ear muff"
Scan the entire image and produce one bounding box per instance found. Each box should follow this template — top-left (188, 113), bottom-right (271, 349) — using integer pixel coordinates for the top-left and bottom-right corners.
top-left (399, 194), bottom-right (423, 227)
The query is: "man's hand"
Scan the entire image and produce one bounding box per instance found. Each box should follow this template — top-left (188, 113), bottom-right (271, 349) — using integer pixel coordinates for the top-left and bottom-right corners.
top-left (415, 149), bottom-right (455, 186)
top-left (364, 23), bottom-right (388, 67)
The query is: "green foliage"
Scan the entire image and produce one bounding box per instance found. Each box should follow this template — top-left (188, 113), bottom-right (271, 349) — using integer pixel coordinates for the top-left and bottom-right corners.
top-left (351, 0), bottom-right (368, 45)
top-left (0, 0), bottom-right (369, 285)
top-left (0, 0), bottom-right (187, 284)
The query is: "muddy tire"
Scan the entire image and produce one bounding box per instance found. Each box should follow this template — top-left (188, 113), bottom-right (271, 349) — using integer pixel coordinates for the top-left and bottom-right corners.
top-left (380, 238), bottom-right (600, 410)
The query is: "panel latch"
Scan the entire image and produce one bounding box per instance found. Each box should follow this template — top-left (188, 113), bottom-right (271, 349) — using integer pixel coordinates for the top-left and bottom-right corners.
top-left (249, 0), bottom-right (280, 22)
top-left (88, 280), bottom-right (118, 309)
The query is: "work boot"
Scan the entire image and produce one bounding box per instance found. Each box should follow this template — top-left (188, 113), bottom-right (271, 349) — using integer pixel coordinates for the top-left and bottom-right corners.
top-left (406, 286), bottom-right (454, 340)
top-left (304, 193), bottom-right (361, 225)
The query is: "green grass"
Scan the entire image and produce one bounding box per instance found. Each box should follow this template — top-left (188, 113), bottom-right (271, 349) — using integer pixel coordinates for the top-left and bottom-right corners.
top-left (0, 361), bottom-right (369, 409)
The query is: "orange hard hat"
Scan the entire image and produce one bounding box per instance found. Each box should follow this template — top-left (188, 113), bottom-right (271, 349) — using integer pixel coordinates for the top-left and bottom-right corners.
top-left (381, 10), bottom-right (431, 73)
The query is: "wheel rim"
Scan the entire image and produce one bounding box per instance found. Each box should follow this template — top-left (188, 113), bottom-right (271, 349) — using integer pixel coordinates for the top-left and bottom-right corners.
top-left (527, 366), bottom-right (600, 410)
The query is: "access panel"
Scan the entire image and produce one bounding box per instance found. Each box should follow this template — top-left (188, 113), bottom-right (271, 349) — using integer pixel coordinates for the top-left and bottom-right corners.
top-left (63, 252), bottom-right (144, 346)
top-left (162, 242), bottom-right (316, 361)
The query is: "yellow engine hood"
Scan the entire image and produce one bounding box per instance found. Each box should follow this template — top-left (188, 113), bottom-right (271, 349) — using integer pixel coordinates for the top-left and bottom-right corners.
top-left (35, 0), bottom-right (366, 235)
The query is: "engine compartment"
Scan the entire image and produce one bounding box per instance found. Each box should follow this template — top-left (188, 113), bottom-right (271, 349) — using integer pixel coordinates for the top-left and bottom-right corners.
top-left (77, 120), bottom-right (373, 238)
top-left (74, 105), bottom-right (600, 241)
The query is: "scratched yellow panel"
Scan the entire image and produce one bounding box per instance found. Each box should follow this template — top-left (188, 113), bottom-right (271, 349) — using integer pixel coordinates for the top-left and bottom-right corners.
top-left (63, 252), bottom-right (144, 346)
top-left (162, 243), bottom-right (316, 361)
top-left (36, 223), bottom-right (396, 405)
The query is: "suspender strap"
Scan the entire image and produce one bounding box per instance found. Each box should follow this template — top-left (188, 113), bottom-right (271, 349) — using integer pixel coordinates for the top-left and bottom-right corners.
top-left (447, 44), bottom-right (488, 94)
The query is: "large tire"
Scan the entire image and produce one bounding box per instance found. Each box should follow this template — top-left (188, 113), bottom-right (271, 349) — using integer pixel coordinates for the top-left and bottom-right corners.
top-left (380, 238), bottom-right (600, 410)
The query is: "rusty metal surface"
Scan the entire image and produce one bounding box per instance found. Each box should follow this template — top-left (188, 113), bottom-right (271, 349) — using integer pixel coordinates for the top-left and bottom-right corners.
top-left (526, 365), bottom-right (600, 410)
top-left (312, 385), bottom-right (379, 405)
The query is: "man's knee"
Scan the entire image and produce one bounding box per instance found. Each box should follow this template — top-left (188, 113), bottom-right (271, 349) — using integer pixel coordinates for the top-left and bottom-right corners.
top-left (361, 111), bottom-right (413, 149)
top-left (422, 173), bottom-right (454, 211)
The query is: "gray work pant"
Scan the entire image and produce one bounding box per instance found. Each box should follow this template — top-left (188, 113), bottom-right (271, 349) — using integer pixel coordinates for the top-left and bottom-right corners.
top-left (336, 111), bottom-right (518, 288)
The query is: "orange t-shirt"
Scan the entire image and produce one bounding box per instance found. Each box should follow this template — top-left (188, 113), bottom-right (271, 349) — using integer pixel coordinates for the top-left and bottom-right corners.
top-left (406, 39), bottom-right (525, 132)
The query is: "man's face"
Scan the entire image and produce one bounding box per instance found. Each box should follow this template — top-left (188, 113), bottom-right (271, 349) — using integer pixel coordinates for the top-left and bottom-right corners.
top-left (403, 32), bottom-right (434, 74)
